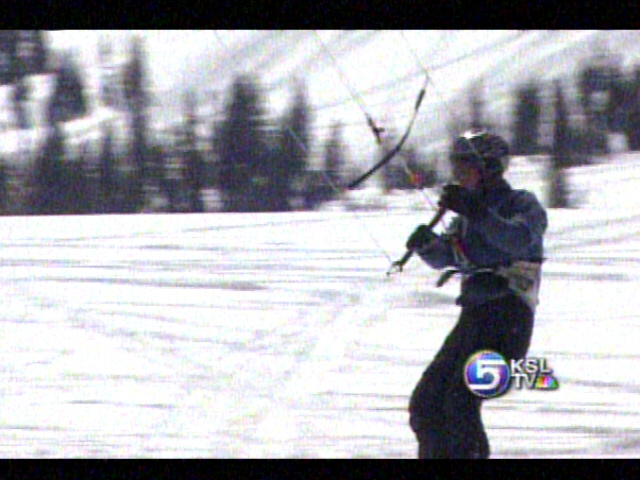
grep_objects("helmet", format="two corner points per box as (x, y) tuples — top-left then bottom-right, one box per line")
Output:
(450, 130), (509, 179)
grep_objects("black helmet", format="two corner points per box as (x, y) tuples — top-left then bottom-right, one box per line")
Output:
(451, 130), (509, 179)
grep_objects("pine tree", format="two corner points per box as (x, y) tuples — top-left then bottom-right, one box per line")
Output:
(123, 36), (148, 112)
(183, 88), (204, 212)
(550, 80), (570, 208)
(61, 157), (90, 215)
(34, 49), (91, 215)
(276, 81), (310, 211)
(626, 67), (640, 151)
(302, 121), (343, 210)
(124, 36), (149, 212)
(606, 65), (627, 135)
(12, 77), (29, 129)
(33, 116), (65, 214)
(381, 127), (401, 192)
(512, 81), (541, 156)
(0, 31), (45, 85)
(99, 123), (117, 213)
(324, 121), (344, 191)
(49, 51), (87, 124)
(0, 31), (17, 86)
(578, 62), (610, 155)
(218, 75), (267, 212)
(262, 135), (286, 212)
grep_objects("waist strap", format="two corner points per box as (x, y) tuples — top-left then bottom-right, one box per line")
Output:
(436, 261), (543, 311)
(436, 262), (541, 290)
(436, 266), (503, 287)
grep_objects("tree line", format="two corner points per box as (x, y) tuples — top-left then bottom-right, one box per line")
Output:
(508, 57), (640, 207)
(1, 38), (640, 215)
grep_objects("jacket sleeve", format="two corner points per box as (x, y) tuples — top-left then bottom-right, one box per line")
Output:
(416, 234), (456, 270)
(478, 190), (547, 257)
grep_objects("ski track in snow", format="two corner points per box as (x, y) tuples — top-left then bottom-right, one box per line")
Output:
(1, 174), (640, 457)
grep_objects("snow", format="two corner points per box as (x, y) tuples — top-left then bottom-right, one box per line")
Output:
(0, 154), (638, 458)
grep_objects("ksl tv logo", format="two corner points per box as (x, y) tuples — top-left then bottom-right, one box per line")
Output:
(464, 350), (560, 398)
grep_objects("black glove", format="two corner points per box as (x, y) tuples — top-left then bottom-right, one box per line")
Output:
(438, 184), (488, 220)
(406, 224), (438, 250)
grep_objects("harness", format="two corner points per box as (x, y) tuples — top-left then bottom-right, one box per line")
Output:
(436, 260), (543, 312)
(437, 217), (543, 311)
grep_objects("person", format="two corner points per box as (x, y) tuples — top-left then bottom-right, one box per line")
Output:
(405, 130), (548, 459)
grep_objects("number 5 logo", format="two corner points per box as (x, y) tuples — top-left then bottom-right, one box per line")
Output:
(464, 350), (511, 398)
(472, 359), (504, 390)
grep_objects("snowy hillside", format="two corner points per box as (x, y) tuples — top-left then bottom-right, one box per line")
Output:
(2, 31), (640, 171)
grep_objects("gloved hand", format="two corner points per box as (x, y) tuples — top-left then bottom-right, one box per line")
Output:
(438, 184), (488, 220)
(406, 224), (439, 250)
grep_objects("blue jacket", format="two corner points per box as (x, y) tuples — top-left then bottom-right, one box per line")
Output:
(416, 179), (547, 311)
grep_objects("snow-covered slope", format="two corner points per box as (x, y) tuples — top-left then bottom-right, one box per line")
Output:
(0, 153), (639, 458)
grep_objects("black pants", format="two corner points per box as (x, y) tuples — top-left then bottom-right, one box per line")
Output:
(408, 294), (534, 459)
